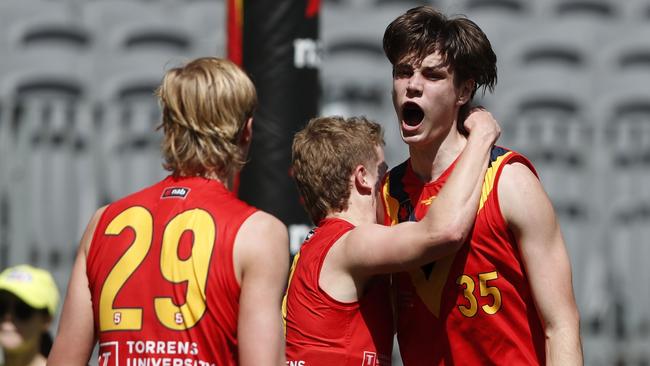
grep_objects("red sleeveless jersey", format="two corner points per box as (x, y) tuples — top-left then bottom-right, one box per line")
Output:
(283, 218), (393, 366)
(86, 175), (257, 366)
(381, 146), (546, 365)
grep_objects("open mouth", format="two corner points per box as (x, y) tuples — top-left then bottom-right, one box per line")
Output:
(402, 102), (424, 127)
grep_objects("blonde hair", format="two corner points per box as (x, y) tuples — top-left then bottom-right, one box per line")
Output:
(292, 116), (384, 224)
(156, 57), (257, 178)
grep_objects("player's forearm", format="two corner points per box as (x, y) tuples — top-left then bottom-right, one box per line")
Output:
(545, 323), (583, 366)
(49, 244), (96, 365)
(239, 313), (285, 366)
(423, 130), (493, 242)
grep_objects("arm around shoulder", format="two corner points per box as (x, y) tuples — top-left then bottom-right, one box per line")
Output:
(48, 206), (106, 366)
(498, 163), (583, 366)
(340, 111), (499, 276)
(234, 211), (290, 366)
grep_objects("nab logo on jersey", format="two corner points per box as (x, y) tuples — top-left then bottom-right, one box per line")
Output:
(161, 187), (190, 199)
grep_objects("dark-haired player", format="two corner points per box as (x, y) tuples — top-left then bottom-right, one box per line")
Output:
(380, 6), (582, 365)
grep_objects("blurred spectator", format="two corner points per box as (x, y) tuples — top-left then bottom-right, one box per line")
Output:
(0, 265), (59, 366)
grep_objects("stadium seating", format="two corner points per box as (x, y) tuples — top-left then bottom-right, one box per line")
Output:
(0, 0), (648, 363)
(535, 0), (622, 20)
(445, 0), (532, 57)
(0, 0), (75, 50)
(620, 0), (650, 22)
(92, 52), (173, 202)
(320, 3), (411, 166)
(182, 0), (227, 57)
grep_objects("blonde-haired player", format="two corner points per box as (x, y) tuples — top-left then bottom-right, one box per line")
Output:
(49, 57), (289, 366)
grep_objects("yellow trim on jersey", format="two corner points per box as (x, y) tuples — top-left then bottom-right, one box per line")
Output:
(382, 175), (401, 225)
(407, 150), (512, 318)
(420, 196), (435, 206)
(408, 254), (456, 318)
(282, 252), (301, 336)
(478, 151), (512, 212)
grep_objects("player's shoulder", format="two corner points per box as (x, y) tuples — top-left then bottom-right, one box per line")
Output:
(234, 210), (289, 278)
(244, 210), (285, 230)
(83, 204), (110, 255)
(494, 146), (541, 206)
(490, 145), (537, 178)
(498, 160), (546, 221)
(499, 161), (538, 187)
(239, 210), (288, 244)
(92, 205), (109, 223)
(490, 145), (526, 164)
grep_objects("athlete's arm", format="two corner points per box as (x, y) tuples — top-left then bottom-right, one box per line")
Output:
(340, 110), (500, 275)
(48, 206), (106, 366)
(499, 163), (583, 366)
(234, 211), (289, 366)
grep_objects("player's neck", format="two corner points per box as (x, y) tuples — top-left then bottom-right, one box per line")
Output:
(409, 130), (467, 183)
(327, 194), (376, 227)
(186, 171), (232, 190)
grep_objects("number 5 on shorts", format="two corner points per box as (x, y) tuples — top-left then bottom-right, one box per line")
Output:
(99, 207), (216, 331)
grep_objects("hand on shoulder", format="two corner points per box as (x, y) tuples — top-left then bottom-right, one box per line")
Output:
(463, 107), (500, 144)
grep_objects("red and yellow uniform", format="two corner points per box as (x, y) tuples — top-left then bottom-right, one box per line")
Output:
(381, 146), (545, 365)
(87, 175), (256, 366)
(283, 218), (393, 366)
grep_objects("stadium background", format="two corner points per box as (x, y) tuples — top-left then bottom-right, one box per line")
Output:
(1, 0), (649, 364)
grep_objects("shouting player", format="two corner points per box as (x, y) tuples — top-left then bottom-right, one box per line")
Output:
(381, 6), (582, 365)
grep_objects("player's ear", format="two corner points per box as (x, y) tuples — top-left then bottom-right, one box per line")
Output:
(353, 164), (372, 195)
(456, 79), (475, 106)
(239, 117), (253, 145)
(238, 117), (254, 160)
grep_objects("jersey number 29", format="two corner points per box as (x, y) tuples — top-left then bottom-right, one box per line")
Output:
(98, 206), (216, 331)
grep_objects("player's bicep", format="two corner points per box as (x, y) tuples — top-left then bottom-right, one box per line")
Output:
(49, 206), (105, 365)
(499, 164), (578, 325)
(235, 212), (289, 366)
(499, 163), (557, 242)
